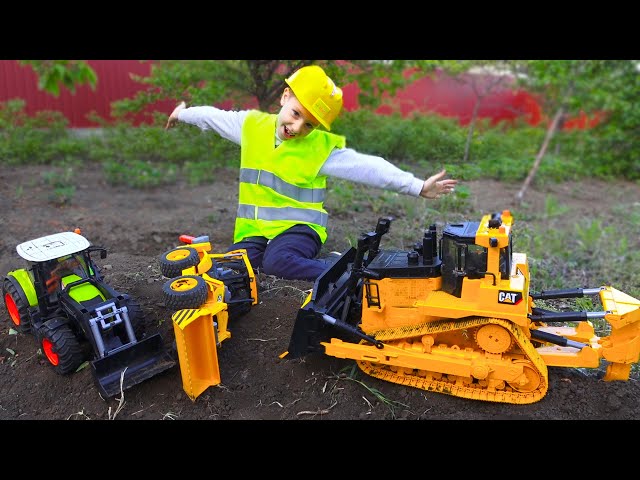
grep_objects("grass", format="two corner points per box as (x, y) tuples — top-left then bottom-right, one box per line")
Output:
(333, 364), (409, 419)
(41, 167), (76, 205)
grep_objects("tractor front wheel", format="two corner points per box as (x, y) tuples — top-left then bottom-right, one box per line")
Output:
(38, 319), (85, 375)
(2, 278), (32, 334)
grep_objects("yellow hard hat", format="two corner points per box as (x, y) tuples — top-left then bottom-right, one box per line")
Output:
(285, 65), (343, 130)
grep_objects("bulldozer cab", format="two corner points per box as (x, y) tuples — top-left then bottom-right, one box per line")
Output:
(441, 212), (513, 298)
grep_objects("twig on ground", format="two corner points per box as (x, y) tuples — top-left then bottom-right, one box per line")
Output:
(22, 351), (40, 363)
(67, 408), (91, 420)
(108, 368), (127, 420)
(362, 396), (373, 413)
(296, 400), (338, 417)
(260, 285), (311, 301)
(130, 404), (155, 416)
(246, 338), (277, 342)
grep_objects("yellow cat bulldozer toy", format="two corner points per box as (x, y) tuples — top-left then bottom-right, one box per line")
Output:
(282, 210), (640, 405)
(159, 235), (258, 400)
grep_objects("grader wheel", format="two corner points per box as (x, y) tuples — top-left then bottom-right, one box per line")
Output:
(162, 275), (208, 310)
(159, 247), (201, 278)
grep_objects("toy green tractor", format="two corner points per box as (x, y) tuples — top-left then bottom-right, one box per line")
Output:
(2, 231), (176, 398)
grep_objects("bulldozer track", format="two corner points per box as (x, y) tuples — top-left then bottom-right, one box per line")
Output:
(357, 317), (549, 404)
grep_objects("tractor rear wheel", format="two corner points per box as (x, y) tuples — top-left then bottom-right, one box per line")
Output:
(38, 319), (85, 375)
(2, 278), (32, 334)
(159, 247), (200, 278)
(162, 275), (208, 310)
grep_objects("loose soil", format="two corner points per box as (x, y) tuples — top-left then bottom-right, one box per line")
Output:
(1, 164), (639, 422)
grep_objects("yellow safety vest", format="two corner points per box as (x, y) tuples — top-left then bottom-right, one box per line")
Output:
(234, 110), (346, 244)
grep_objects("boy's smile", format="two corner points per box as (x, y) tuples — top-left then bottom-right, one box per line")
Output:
(277, 88), (321, 141)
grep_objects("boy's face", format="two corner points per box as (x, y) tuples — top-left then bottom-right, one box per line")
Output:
(276, 88), (321, 141)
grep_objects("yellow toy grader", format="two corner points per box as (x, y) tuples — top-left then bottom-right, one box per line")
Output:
(282, 210), (640, 405)
(159, 235), (258, 400)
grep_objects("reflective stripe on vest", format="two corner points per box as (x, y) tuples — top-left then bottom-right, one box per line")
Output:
(239, 168), (326, 203)
(236, 203), (328, 227)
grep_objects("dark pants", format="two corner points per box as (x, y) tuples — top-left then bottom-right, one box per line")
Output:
(227, 224), (329, 281)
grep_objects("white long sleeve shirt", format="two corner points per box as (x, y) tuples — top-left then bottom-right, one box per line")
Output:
(178, 106), (426, 197)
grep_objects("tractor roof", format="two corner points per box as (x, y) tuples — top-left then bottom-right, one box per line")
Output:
(16, 232), (90, 262)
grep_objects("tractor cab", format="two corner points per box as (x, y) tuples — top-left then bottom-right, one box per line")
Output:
(16, 232), (108, 314)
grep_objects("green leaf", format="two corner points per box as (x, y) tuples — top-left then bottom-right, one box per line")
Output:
(75, 361), (90, 372)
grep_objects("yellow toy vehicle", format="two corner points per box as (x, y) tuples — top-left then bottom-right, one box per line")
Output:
(282, 211), (640, 405)
(159, 235), (258, 400)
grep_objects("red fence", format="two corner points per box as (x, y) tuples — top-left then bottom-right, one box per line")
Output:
(0, 60), (174, 127)
(0, 60), (598, 130)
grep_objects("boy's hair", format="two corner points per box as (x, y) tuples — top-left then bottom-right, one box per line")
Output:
(285, 65), (343, 130)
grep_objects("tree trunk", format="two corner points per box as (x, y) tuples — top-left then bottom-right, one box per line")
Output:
(515, 107), (565, 203)
(463, 98), (482, 164)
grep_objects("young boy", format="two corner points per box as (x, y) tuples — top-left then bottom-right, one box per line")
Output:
(165, 64), (457, 281)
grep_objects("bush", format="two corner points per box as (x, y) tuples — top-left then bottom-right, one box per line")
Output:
(2, 100), (636, 182)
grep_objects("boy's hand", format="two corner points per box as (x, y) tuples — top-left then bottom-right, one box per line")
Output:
(165, 101), (186, 130)
(420, 169), (458, 199)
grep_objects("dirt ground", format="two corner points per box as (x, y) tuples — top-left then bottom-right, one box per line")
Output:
(1, 164), (639, 422)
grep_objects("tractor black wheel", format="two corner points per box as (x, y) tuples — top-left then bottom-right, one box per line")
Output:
(2, 277), (32, 334)
(124, 297), (146, 340)
(38, 319), (85, 375)
(162, 275), (208, 310)
(159, 247), (200, 278)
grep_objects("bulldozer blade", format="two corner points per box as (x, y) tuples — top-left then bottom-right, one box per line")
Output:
(91, 333), (176, 398)
(172, 308), (222, 401)
(285, 248), (357, 359)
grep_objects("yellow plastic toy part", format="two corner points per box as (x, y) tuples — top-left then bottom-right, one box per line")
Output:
(172, 305), (226, 401)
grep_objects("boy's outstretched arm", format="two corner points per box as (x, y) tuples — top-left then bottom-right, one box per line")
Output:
(165, 101), (187, 130)
(420, 169), (458, 199)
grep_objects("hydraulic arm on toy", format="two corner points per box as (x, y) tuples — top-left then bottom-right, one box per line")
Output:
(283, 211), (640, 405)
